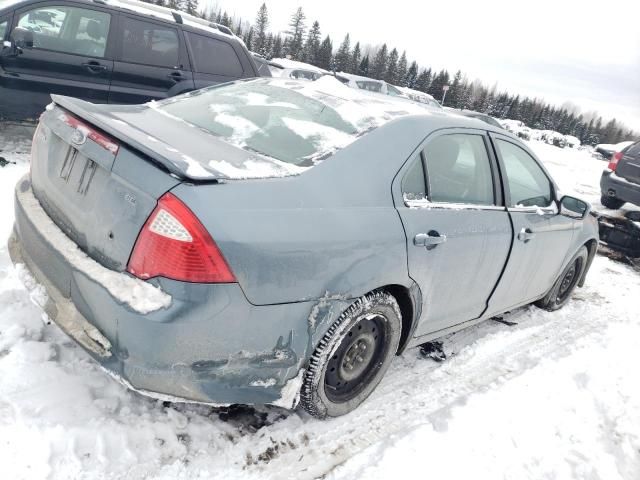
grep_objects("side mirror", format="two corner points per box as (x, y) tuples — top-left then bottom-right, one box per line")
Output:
(11, 27), (34, 49)
(560, 195), (590, 219)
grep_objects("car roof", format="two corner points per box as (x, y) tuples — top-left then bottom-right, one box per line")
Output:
(1, 0), (240, 43)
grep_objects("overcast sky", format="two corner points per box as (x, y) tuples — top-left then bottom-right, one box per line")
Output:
(206, 0), (640, 129)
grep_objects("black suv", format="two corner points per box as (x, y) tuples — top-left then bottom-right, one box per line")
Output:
(600, 140), (640, 209)
(0, 0), (259, 121)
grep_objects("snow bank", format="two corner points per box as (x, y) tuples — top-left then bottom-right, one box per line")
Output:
(499, 118), (582, 148)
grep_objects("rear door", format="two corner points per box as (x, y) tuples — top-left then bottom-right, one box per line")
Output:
(109, 14), (194, 104)
(485, 134), (575, 316)
(394, 129), (512, 337)
(1, 3), (114, 119)
(184, 30), (254, 90)
(615, 142), (640, 185)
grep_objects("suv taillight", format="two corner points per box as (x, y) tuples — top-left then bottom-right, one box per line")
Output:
(127, 193), (236, 283)
(608, 151), (623, 171)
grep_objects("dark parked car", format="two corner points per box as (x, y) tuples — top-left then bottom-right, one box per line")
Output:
(595, 141), (634, 160)
(9, 77), (598, 418)
(0, 0), (258, 121)
(600, 140), (640, 209)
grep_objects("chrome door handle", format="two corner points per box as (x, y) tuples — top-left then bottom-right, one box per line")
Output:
(517, 227), (535, 243)
(414, 230), (447, 250)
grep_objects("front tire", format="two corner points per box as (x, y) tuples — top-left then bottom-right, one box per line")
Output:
(535, 246), (588, 311)
(600, 194), (625, 209)
(300, 291), (402, 418)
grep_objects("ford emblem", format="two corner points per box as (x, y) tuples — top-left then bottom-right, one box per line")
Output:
(71, 128), (87, 145)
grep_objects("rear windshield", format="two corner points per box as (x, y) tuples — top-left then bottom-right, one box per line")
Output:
(153, 77), (427, 168)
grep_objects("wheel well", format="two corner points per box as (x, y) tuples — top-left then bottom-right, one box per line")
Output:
(381, 285), (415, 354)
(578, 238), (598, 287)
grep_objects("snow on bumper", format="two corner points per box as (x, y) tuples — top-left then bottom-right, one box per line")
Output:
(11, 177), (171, 314)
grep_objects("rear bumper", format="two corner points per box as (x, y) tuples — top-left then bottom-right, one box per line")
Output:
(10, 175), (343, 408)
(600, 170), (640, 206)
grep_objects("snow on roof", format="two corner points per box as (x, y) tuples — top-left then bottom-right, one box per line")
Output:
(104, 0), (235, 39)
(269, 58), (329, 74)
(336, 71), (385, 84)
(397, 86), (436, 101)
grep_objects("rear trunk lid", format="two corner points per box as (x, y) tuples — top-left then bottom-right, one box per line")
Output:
(49, 95), (288, 181)
(616, 142), (640, 185)
(31, 101), (182, 272)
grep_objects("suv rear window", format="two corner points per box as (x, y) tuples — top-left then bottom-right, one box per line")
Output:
(186, 32), (243, 77)
(120, 17), (179, 67)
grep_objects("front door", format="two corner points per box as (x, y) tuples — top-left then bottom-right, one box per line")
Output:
(1, 3), (114, 120)
(108, 15), (193, 104)
(394, 130), (513, 337)
(485, 135), (576, 316)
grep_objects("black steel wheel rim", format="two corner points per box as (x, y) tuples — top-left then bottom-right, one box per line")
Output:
(557, 258), (582, 302)
(324, 314), (387, 403)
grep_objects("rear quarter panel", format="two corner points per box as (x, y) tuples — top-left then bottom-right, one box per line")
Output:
(170, 118), (440, 306)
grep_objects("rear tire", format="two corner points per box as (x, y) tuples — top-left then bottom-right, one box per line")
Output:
(300, 291), (401, 419)
(600, 194), (625, 210)
(535, 246), (588, 311)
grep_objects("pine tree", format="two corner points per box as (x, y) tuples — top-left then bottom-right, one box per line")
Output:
(243, 27), (254, 52)
(316, 35), (333, 70)
(358, 55), (370, 76)
(220, 12), (231, 27)
(414, 68), (431, 92)
(384, 48), (399, 84)
(446, 70), (463, 108)
(349, 42), (361, 74)
(285, 7), (306, 60)
(234, 19), (243, 38)
(183, 0), (198, 15)
(396, 51), (408, 87)
(334, 34), (351, 73)
(303, 21), (321, 64)
(253, 3), (269, 56)
(404, 61), (418, 88)
(427, 69), (449, 100)
(166, 0), (180, 9)
(370, 44), (388, 80)
(271, 34), (284, 59)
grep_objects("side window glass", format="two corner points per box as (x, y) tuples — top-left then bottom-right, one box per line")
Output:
(120, 17), (179, 68)
(423, 134), (495, 205)
(17, 6), (110, 57)
(0, 20), (7, 41)
(495, 139), (553, 208)
(186, 32), (242, 76)
(402, 155), (427, 201)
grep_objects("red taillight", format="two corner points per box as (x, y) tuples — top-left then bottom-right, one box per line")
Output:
(608, 151), (623, 171)
(59, 111), (120, 155)
(127, 193), (236, 283)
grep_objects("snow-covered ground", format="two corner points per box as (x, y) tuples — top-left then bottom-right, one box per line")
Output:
(0, 129), (638, 479)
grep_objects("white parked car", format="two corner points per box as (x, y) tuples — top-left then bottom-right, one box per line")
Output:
(334, 72), (408, 98)
(269, 58), (328, 81)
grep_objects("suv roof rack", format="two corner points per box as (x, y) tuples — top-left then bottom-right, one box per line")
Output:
(100, 0), (235, 37)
